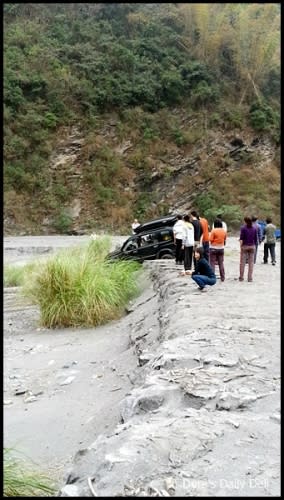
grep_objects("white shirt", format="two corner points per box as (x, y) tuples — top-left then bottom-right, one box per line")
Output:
(183, 223), (194, 247)
(131, 222), (140, 234)
(173, 220), (186, 240)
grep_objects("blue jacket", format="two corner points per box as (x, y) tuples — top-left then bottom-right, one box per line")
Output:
(253, 222), (263, 244)
(192, 258), (216, 278)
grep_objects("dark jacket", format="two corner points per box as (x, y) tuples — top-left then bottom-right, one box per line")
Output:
(192, 257), (216, 278)
(252, 222), (262, 244)
(192, 219), (203, 241)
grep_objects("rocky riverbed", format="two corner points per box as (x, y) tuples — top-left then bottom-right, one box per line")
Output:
(4, 236), (280, 496)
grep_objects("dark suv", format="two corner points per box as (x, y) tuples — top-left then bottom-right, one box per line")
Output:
(133, 214), (178, 234)
(107, 225), (176, 262)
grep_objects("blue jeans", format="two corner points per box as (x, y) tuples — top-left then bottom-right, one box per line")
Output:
(192, 274), (216, 289)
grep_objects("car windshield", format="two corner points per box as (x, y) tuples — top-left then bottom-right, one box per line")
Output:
(123, 238), (139, 251)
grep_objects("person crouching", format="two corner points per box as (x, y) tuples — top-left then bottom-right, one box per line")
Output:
(187, 246), (216, 292)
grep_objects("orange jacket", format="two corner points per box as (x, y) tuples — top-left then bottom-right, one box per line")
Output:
(209, 227), (226, 247)
(199, 217), (209, 242)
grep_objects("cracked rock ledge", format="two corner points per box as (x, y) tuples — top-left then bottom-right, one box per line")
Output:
(59, 260), (280, 497)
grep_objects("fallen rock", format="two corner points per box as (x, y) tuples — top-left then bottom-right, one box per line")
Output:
(59, 484), (82, 497)
(14, 388), (27, 396)
(60, 376), (76, 386)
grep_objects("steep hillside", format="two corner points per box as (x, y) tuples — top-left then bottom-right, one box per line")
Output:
(4, 3), (280, 234)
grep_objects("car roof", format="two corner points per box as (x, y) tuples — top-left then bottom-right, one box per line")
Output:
(129, 226), (174, 238)
(134, 214), (179, 233)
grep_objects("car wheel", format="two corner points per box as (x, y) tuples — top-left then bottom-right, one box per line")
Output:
(159, 253), (173, 259)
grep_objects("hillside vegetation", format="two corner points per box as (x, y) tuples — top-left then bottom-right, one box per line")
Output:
(4, 3), (280, 234)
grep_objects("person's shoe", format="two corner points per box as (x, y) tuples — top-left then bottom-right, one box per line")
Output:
(262, 261), (267, 264)
(248, 279), (253, 282)
(238, 277), (244, 281)
(272, 262), (276, 266)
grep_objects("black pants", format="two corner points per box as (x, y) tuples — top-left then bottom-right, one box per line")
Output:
(264, 243), (276, 263)
(202, 241), (210, 261)
(175, 239), (184, 264)
(184, 246), (193, 270)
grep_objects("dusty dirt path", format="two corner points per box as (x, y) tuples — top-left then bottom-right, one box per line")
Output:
(4, 236), (280, 495)
(4, 235), (151, 481)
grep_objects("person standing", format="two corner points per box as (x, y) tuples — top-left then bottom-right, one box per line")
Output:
(131, 218), (140, 234)
(199, 215), (210, 261)
(262, 217), (276, 265)
(180, 215), (194, 275)
(190, 211), (203, 267)
(212, 214), (227, 233)
(209, 218), (227, 281)
(251, 216), (263, 264)
(173, 215), (186, 265)
(187, 246), (216, 292)
(239, 216), (257, 282)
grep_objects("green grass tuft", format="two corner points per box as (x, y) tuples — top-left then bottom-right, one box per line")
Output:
(4, 261), (39, 287)
(4, 448), (56, 497)
(22, 237), (142, 328)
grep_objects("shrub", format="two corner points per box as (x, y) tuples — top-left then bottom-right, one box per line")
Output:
(226, 109), (244, 128)
(208, 112), (221, 126)
(194, 193), (217, 217)
(182, 127), (204, 144)
(172, 128), (186, 146)
(4, 264), (26, 287)
(191, 81), (220, 107)
(4, 261), (38, 287)
(249, 109), (267, 131)
(206, 204), (243, 229)
(143, 127), (159, 140)
(51, 183), (70, 202)
(249, 100), (279, 131)
(22, 238), (141, 328)
(53, 211), (73, 233)
(135, 192), (152, 217)
(4, 163), (26, 190)
(260, 67), (280, 101)
(43, 111), (58, 129)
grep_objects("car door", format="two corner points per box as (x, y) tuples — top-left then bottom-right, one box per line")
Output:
(156, 228), (175, 257)
(136, 230), (160, 260)
(121, 235), (143, 260)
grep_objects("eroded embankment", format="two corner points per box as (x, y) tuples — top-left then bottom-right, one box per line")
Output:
(60, 258), (280, 497)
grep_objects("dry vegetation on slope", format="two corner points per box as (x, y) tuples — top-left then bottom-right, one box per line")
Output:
(4, 3), (280, 234)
